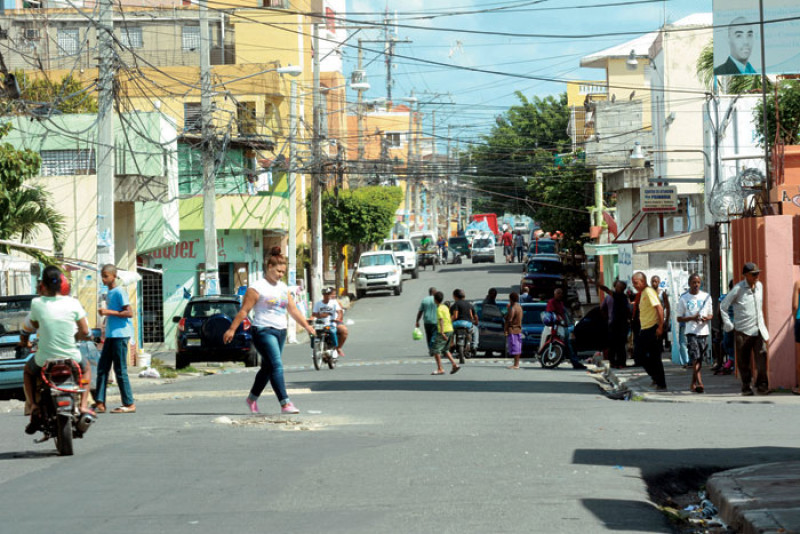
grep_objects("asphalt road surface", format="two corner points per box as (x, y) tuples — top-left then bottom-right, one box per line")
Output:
(2, 249), (799, 533)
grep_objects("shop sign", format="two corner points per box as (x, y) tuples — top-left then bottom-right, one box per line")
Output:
(641, 186), (678, 213)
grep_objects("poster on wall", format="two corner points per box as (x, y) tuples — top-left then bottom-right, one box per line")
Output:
(713, 0), (800, 76)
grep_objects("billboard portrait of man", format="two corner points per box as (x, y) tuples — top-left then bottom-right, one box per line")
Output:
(714, 16), (757, 75)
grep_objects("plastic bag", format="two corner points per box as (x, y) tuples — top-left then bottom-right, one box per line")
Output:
(412, 327), (424, 341)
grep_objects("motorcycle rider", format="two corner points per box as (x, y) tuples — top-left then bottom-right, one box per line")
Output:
(546, 288), (587, 370)
(311, 286), (348, 357)
(450, 288), (479, 351)
(21, 266), (94, 434)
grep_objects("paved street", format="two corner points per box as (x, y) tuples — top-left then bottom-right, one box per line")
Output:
(2, 252), (800, 533)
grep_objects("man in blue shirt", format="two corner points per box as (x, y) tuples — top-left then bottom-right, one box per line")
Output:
(94, 264), (136, 413)
(415, 287), (439, 352)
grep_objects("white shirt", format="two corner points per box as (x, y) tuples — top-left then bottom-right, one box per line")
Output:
(312, 299), (341, 327)
(250, 278), (289, 330)
(677, 290), (712, 336)
(720, 280), (769, 341)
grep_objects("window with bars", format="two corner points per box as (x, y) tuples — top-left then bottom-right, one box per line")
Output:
(385, 132), (403, 148)
(236, 101), (257, 135)
(120, 26), (143, 49)
(182, 25), (200, 51)
(40, 149), (95, 176)
(57, 28), (79, 56)
(184, 102), (202, 133)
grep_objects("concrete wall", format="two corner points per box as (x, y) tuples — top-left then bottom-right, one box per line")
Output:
(731, 216), (800, 389)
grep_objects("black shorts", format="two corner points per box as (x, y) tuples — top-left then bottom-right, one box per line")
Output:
(686, 334), (708, 364)
(795, 317), (800, 343)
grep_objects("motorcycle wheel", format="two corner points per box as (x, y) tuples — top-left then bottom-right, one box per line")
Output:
(539, 342), (564, 369)
(312, 338), (322, 371)
(457, 343), (465, 364)
(55, 413), (74, 456)
(327, 346), (336, 370)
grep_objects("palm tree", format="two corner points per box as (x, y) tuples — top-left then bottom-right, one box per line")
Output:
(696, 40), (767, 95)
(0, 124), (65, 263)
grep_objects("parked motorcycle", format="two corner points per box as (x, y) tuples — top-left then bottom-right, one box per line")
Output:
(310, 319), (337, 370)
(29, 358), (96, 456)
(537, 312), (569, 369)
(453, 326), (474, 364)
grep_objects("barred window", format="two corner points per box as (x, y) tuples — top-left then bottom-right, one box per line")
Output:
(120, 26), (143, 49)
(184, 102), (202, 133)
(57, 28), (79, 56)
(40, 149), (95, 176)
(182, 25), (200, 51)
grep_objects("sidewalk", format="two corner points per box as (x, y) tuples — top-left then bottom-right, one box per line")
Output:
(601, 355), (800, 533)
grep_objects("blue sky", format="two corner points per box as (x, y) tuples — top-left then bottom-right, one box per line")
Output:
(344, 0), (714, 146)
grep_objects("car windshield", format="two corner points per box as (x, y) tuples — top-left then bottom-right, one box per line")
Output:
(527, 260), (562, 275)
(529, 240), (556, 254)
(359, 254), (395, 267)
(188, 301), (240, 318)
(473, 238), (492, 248)
(411, 236), (434, 249)
(382, 242), (411, 252)
(448, 237), (468, 247)
(0, 298), (34, 335)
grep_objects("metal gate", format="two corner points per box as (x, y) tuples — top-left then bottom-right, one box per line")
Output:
(139, 268), (164, 343)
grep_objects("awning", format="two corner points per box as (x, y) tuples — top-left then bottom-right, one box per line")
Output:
(583, 243), (619, 256)
(632, 228), (710, 254)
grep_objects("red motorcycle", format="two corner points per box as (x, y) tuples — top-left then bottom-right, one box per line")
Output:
(537, 312), (569, 369)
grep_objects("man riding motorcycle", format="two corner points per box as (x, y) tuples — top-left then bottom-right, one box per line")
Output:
(311, 287), (348, 357)
(450, 288), (478, 351)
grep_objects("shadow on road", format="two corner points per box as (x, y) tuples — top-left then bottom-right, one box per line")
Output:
(581, 498), (667, 533)
(294, 378), (599, 395)
(0, 450), (58, 460)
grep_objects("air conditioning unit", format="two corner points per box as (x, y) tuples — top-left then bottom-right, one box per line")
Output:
(0, 29), (8, 40)
(24, 29), (40, 41)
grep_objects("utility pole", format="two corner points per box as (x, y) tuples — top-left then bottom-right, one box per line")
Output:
(288, 78), (298, 287)
(384, 10), (394, 102)
(310, 22), (323, 303)
(404, 93), (415, 231)
(96, 0), (115, 269)
(356, 39), (365, 187)
(200, 0), (219, 295)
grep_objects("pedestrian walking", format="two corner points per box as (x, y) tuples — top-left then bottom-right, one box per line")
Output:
(224, 247), (315, 414)
(598, 280), (631, 369)
(677, 273), (713, 393)
(483, 287), (498, 306)
(416, 287), (439, 352)
(94, 264), (136, 414)
(430, 291), (460, 375)
(650, 275), (671, 351)
(632, 272), (667, 390)
(506, 292), (523, 369)
(501, 230), (513, 263)
(721, 262), (770, 396)
(514, 231), (526, 263)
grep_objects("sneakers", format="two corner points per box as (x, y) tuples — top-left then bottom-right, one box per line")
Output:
(741, 388), (754, 397)
(281, 402), (300, 415)
(246, 398), (259, 414)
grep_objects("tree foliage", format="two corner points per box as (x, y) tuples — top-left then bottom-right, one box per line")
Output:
(320, 186), (403, 248)
(0, 72), (98, 115)
(464, 92), (591, 245)
(754, 79), (800, 147)
(0, 123), (65, 263)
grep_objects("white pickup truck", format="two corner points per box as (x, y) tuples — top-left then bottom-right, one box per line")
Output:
(379, 239), (418, 279)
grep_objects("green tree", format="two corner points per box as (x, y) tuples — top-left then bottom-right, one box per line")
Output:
(0, 72), (98, 114)
(321, 186), (403, 248)
(754, 79), (800, 147)
(0, 122), (65, 263)
(464, 91), (592, 244)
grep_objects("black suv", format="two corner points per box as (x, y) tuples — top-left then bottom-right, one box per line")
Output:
(173, 295), (257, 369)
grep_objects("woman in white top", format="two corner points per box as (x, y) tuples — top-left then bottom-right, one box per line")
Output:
(224, 247), (314, 414)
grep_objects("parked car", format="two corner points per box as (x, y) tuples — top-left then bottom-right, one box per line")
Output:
(474, 300), (574, 357)
(0, 294), (37, 392)
(520, 255), (567, 301)
(173, 295), (256, 370)
(353, 251), (403, 299)
(448, 236), (471, 259)
(471, 233), (496, 263)
(380, 239), (419, 279)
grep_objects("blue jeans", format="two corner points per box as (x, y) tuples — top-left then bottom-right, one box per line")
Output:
(249, 326), (290, 405)
(95, 337), (135, 406)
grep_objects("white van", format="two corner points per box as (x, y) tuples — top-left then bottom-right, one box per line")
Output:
(471, 233), (496, 263)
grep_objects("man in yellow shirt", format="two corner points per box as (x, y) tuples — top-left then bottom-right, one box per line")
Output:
(430, 291), (461, 375)
(632, 272), (666, 390)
